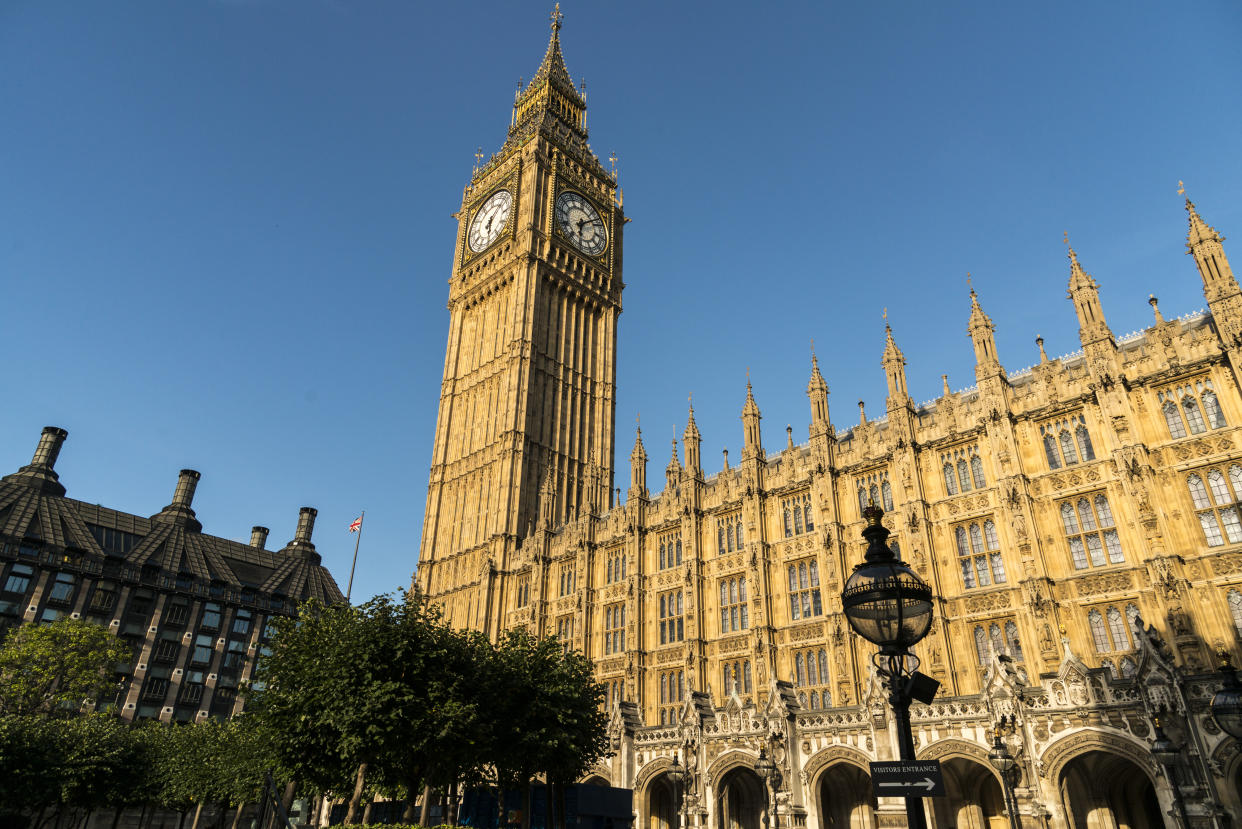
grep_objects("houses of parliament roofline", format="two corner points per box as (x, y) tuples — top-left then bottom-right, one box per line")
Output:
(416, 8), (1242, 823)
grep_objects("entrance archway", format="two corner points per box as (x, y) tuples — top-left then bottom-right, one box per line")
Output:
(926, 758), (1005, 829)
(1059, 750), (1161, 829)
(818, 764), (876, 829)
(648, 775), (681, 829)
(716, 767), (764, 829)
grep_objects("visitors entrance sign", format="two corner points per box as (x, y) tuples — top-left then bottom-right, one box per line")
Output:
(868, 760), (945, 798)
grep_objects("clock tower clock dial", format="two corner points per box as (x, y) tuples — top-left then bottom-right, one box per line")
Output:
(554, 191), (607, 255)
(418, 9), (625, 637)
(468, 189), (513, 252)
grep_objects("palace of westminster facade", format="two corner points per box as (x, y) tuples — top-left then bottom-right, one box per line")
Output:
(415, 12), (1242, 829)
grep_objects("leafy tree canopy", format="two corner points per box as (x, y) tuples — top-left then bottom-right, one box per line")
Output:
(0, 617), (131, 717)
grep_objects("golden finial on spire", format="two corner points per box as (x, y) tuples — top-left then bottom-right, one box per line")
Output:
(550, 3), (563, 33)
(473, 146), (484, 175)
(1178, 180), (1186, 196)
(609, 152), (618, 179)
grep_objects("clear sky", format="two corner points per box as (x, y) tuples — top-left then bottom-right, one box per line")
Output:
(2, 1), (1240, 604)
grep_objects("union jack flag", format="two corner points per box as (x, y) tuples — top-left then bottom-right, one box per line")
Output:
(349, 516), (363, 533)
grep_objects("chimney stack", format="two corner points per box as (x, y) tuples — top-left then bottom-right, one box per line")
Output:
(294, 507), (317, 544)
(172, 469), (201, 507)
(250, 526), (270, 549)
(32, 427), (68, 469)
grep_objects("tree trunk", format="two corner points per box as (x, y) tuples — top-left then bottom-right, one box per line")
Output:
(178, 809), (188, 829)
(417, 783), (432, 826)
(190, 803), (205, 829)
(361, 798), (374, 825)
(447, 781), (459, 826)
(344, 763), (368, 824)
(230, 804), (246, 829)
(110, 807), (124, 829)
(403, 776), (420, 824)
(281, 781), (296, 816)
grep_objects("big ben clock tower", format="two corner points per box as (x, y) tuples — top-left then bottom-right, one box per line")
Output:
(417, 7), (624, 633)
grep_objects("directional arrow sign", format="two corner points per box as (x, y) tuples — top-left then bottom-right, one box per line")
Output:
(869, 761), (945, 798)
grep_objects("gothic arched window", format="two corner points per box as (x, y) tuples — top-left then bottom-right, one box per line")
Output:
(736, 519), (745, 546)
(971, 455), (986, 489)
(1185, 397), (1207, 434)
(1205, 390), (1227, 429)
(1059, 430), (1078, 465)
(1006, 620), (1023, 661)
(718, 525), (726, 555)
(1164, 400), (1187, 438)
(809, 691), (819, 710)
(793, 502), (803, 534)
(1228, 589), (1242, 640)
(795, 653), (806, 686)
(783, 507), (793, 538)
(974, 626), (989, 665)
(1101, 658), (1116, 678)
(1107, 606), (1130, 650)
(881, 481), (893, 511)
(1088, 610), (1110, 653)
(958, 459), (972, 493)
(858, 487), (868, 513)
(870, 484), (880, 507)
(1077, 424), (1095, 461)
(1044, 433), (1061, 470)
(990, 623), (1005, 658)
(819, 650), (829, 686)
(944, 463), (958, 495)
(1120, 656), (1137, 678)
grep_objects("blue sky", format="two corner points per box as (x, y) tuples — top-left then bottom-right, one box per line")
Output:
(2, 1), (1240, 603)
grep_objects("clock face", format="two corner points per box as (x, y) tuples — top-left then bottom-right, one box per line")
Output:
(468, 189), (513, 253)
(554, 191), (607, 255)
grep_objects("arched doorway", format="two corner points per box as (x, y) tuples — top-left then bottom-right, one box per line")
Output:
(648, 775), (681, 829)
(1059, 751), (1162, 829)
(818, 764), (876, 829)
(926, 758), (1005, 829)
(717, 767), (764, 829)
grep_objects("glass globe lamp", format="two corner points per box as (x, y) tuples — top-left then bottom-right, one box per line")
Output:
(841, 503), (933, 653)
(1210, 651), (1242, 740)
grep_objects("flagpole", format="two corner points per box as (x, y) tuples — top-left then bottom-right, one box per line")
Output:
(346, 510), (364, 603)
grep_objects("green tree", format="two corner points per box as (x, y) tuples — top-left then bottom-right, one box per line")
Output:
(0, 617), (131, 717)
(483, 629), (607, 829)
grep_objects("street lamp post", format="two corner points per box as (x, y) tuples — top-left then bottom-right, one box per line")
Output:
(1210, 650), (1242, 740)
(986, 726), (1021, 829)
(841, 502), (935, 829)
(755, 746), (778, 829)
(667, 754), (686, 829)
(1151, 717), (1189, 829)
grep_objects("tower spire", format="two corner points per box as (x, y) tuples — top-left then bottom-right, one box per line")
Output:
(629, 421), (648, 498)
(683, 395), (702, 474)
(1064, 233), (1114, 348)
(741, 373), (763, 460)
(506, 5), (588, 149)
(807, 347), (831, 434)
(881, 311), (909, 405)
(967, 278), (1003, 379)
(1182, 185), (1239, 309)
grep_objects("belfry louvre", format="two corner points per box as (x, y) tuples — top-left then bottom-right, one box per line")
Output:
(415, 11), (1242, 828)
